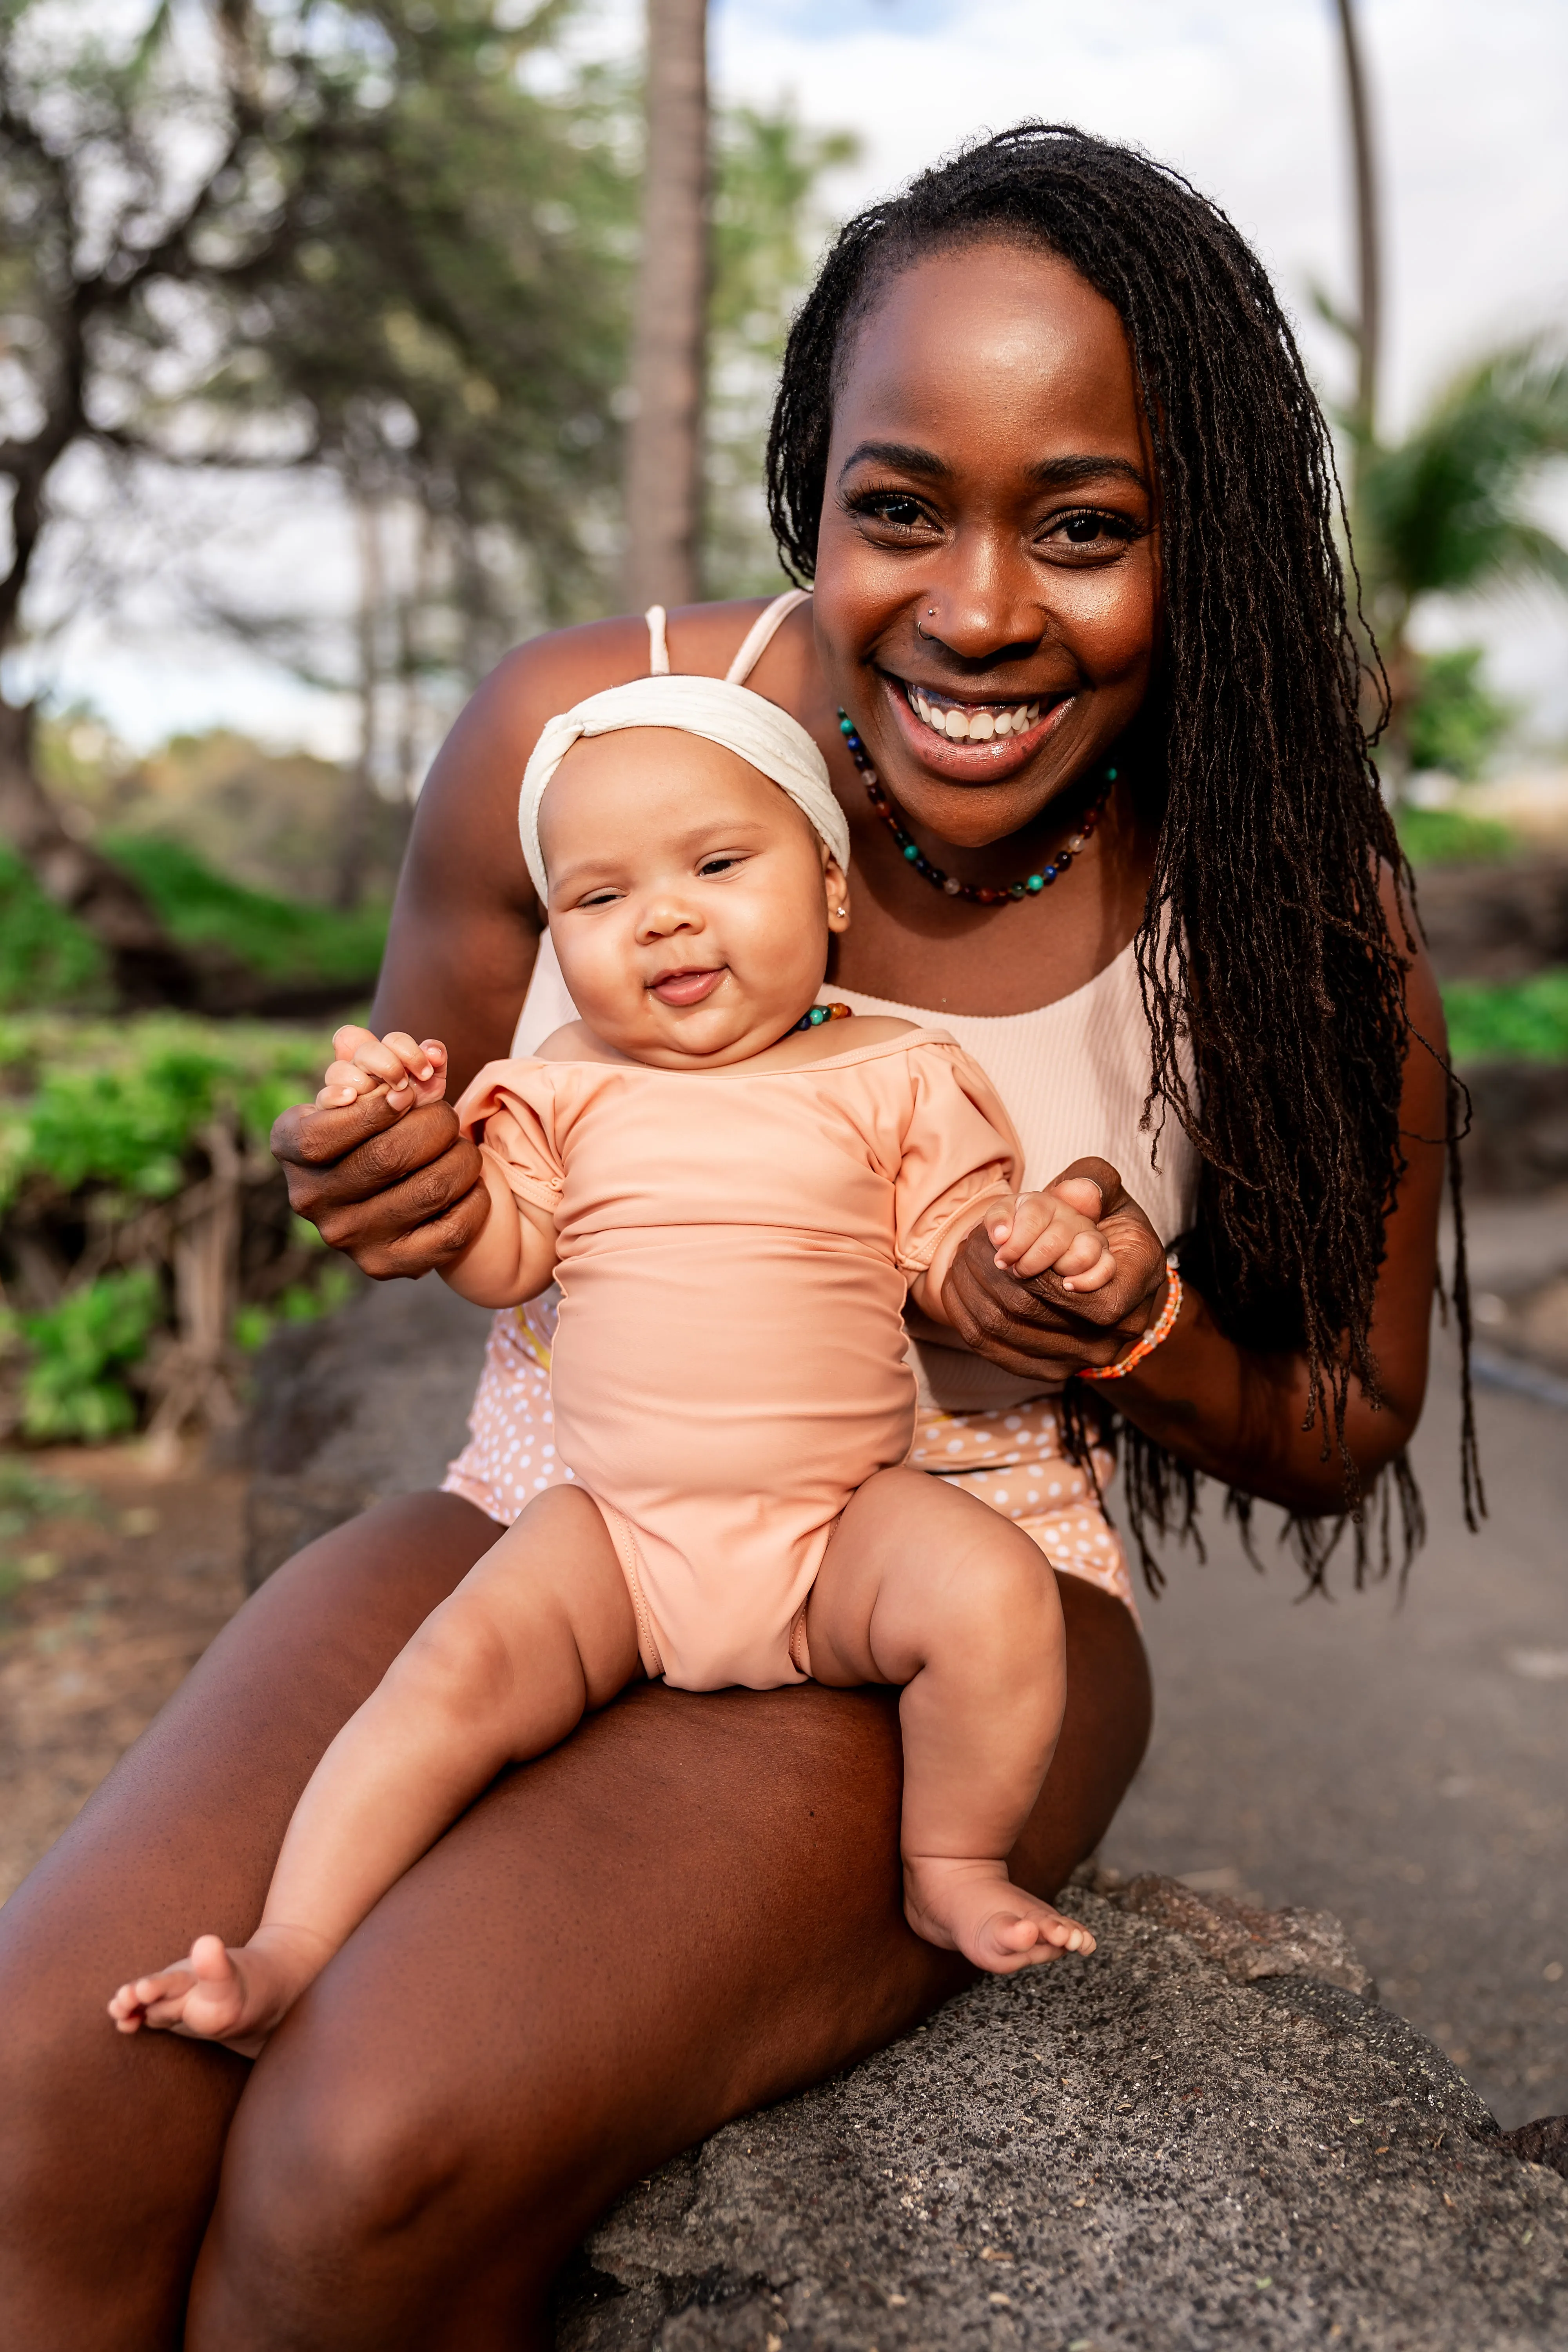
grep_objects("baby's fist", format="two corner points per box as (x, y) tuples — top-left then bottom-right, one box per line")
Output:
(316, 1028), (449, 1114)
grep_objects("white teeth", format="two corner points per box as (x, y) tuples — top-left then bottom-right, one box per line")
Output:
(907, 688), (1042, 742)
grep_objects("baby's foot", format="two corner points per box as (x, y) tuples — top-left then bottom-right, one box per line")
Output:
(904, 1855), (1097, 1975)
(107, 1926), (324, 2054)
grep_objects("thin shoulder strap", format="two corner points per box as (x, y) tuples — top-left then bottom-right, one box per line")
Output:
(645, 604), (670, 675)
(723, 586), (811, 685)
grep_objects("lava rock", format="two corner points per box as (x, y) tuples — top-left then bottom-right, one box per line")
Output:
(555, 1881), (1568, 2352)
(242, 1275), (492, 1589)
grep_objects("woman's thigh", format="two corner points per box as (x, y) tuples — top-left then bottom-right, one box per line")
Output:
(0, 1485), (1149, 2352)
(188, 1574), (1149, 2352)
(0, 1489), (502, 2352)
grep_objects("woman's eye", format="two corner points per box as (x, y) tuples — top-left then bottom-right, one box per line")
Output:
(851, 489), (936, 534)
(1048, 508), (1136, 554)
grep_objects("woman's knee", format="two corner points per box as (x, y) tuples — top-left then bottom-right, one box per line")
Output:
(199, 2009), (568, 2325)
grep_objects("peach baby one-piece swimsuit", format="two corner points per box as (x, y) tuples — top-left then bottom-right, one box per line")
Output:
(444, 591), (1201, 1618)
(456, 1033), (1018, 1690)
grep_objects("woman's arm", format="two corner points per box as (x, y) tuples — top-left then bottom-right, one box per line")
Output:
(942, 906), (1451, 1517)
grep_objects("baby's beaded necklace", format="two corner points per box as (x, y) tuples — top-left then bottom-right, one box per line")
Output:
(836, 710), (1114, 906)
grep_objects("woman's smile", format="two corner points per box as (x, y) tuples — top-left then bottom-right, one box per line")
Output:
(880, 667), (1076, 782)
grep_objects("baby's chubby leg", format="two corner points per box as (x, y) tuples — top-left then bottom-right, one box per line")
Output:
(107, 1486), (639, 2049)
(805, 1470), (1095, 1975)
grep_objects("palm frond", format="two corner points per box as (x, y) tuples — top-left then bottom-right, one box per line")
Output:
(1358, 336), (1568, 604)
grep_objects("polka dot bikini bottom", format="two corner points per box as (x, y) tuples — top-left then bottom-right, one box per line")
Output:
(441, 1300), (1135, 1621)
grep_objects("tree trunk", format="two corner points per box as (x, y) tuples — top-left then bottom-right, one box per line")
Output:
(622, 0), (709, 613)
(335, 491), (385, 911)
(0, 693), (200, 1007)
(1333, 0), (1382, 454)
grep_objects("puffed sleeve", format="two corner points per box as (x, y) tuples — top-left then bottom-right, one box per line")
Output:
(894, 1040), (1022, 1296)
(453, 1058), (566, 1215)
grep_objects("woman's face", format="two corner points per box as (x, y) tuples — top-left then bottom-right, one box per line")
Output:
(814, 239), (1158, 850)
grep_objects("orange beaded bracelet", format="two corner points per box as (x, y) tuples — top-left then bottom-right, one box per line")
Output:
(1078, 1255), (1183, 1383)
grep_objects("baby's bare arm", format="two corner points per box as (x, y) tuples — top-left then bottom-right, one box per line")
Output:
(439, 1157), (557, 1307)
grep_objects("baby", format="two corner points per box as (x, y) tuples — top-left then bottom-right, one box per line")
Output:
(111, 675), (1126, 2052)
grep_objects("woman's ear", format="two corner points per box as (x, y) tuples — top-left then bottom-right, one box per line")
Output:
(823, 855), (851, 932)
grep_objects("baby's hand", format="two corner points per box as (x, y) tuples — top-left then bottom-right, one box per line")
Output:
(316, 1027), (448, 1115)
(985, 1177), (1116, 1292)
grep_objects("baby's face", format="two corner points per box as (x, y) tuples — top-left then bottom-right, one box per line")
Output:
(540, 729), (848, 1069)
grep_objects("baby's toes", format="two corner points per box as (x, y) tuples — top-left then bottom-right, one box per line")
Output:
(111, 1965), (194, 2031)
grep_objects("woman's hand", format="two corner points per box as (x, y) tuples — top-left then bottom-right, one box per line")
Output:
(270, 1091), (490, 1282)
(939, 1157), (1168, 1390)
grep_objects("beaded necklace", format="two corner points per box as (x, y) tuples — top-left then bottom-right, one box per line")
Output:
(836, 710), (1114, 906)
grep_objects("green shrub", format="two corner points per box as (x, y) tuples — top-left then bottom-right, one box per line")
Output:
(0, 1013), (353, 1442)
(1407, 648), (1514, 782)
(20, 1267), (163, 1440)
(0, 1015), (332, 1213)
(1443, 970), (1568, 1064)
(0, 847), (107, 1011)
(1397, 805), (1519, 867)
(105, 834), (388, 986)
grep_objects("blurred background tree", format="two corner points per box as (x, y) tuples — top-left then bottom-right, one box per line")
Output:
(0, 0), (855, 964)
(1326, 0), (1568, 800)
(1356, 343), (1568, 788)
(0, 0), (856, 1436)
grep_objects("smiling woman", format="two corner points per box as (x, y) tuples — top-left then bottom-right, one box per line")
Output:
(0, 124), (1470, 2352)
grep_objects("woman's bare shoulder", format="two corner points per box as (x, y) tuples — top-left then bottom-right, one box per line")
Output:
(476, 597), (789, 737)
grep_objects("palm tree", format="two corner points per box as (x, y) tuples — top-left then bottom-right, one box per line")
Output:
(623, 0), (710, 612)
(1355, 343), (1568, 779)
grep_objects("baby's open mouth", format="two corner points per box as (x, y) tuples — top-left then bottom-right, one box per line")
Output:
(650, 967), (724, 1007)
(903, 680), (1054, 744)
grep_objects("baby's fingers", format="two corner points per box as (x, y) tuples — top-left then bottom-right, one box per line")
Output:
(316, 1058), (379, 1109)
(366, 1033), (448, 1105)
(988, 1194), (1052, 1267)
(1056, 1233), (1118, 1293)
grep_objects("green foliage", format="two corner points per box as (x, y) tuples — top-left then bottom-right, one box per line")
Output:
(0, 1014), (329, 1213)
(1358, 341), (1568, 621)
(0, 846), (108, 1011)
(19, 1268), (162, 1441)
(1443, 970), (1568, 1065)
(0, 1013), (346, 1441)
(105, 836), (387, 989)
(1406, 648), (1514, 782)
(1396, 805), (1519, 867)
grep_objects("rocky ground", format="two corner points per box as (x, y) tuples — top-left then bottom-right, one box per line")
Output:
(556, 1880), (1567, 2352)
(0, 1445), (247, 1905)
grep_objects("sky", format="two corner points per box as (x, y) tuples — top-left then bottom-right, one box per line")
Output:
(28, 0), (1568, 757)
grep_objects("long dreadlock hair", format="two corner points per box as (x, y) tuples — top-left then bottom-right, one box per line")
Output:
(766, 123), (1482, 1592)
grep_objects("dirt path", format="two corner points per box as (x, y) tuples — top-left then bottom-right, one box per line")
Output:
(0, 1445), (247, 1906)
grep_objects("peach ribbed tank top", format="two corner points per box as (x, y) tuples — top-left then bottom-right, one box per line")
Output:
(505, 590), (1200, 1412)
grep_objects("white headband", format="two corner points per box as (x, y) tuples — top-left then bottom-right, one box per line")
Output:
(517, 673), (851, 904)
